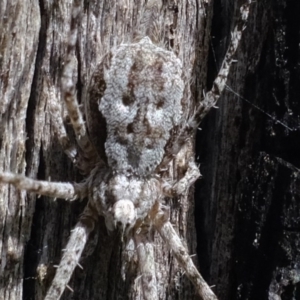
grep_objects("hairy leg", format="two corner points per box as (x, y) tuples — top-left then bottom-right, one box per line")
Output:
(195, 0), (252, 123)
(61, 0), (98, 164)
(172, 140), (201, 195)
(153, 204), (218, 300)
(45, 206), (97, 300)
(0, 172), (86, 200)
(47, 82), (78, 163)
(163, 140), (201, 197)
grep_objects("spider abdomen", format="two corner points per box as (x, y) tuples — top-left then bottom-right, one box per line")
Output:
(87, 37), (184, 176)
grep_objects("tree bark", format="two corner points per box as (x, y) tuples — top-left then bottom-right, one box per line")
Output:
(1, 0), (299, 300)
(196, 0), (300, 299)
(1, 1), (210, 299)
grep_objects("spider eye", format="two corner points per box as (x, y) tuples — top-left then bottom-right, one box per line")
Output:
(115, 221), (132, 231)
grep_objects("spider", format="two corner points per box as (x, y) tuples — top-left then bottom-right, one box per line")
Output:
(0, 1), (251, 299)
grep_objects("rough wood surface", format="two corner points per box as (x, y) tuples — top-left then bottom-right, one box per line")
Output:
(1, 1), (210, 299)
(196, 0), (300, 299)
(1, 0), (299, 300)
(0, 1), (40, 299)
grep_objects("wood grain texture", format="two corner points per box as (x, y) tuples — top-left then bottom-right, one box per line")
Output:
(0, 1), (211, 299)
(1, 0), (299, 299)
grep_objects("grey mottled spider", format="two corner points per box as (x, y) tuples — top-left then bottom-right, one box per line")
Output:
(0, 1), (251, 299)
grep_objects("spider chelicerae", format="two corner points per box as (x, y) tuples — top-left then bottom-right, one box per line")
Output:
(0, 1), (251, 299)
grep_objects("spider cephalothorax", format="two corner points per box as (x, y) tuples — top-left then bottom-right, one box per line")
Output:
(0, 1), (251, 299)
(89, 167), (162, 235)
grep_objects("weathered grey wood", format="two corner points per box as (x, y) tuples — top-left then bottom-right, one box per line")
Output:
(2, 0), (298, 299)
(0, 1), (40, 299)
(1, 1), (212, 299)
(196, 0), (300, 299)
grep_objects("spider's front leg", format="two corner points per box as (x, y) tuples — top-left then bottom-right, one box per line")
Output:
(0, 172), (86, 200)
(153, 204), (218, 300)
(45, 205), (97, 300)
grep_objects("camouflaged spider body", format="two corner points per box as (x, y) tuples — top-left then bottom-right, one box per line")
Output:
(50, 35), (206, 300)
(86, 36), (191, 231)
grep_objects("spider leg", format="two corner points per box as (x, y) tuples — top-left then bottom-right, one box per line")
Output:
(195, 0), (252, 124)
(0, 172), (86, 200)
(61, 0), (98, 164)
(173, 140), (201, 195)
(45, 206), (97, 300)
(134, 225), (158, 300)
(153, 204), (218, 300)
(162, 140), (201, 197)
(47, 81), (78, 163)
(172, 160), (200, 195)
